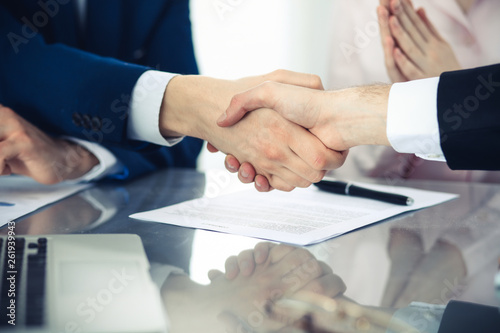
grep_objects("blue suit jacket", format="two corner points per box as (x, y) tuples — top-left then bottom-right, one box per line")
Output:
(0, 0), (202, 180)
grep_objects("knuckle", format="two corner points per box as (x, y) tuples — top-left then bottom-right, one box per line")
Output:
(0, 106), (15, 117)
(310, 170), (326, 183)
(264, 146), (284, 162)
(277, 184), (294, 192)
(311, 153), (328, 170)
(229, 94), (243, 108)
(296, 179), (312, 189)
(271, 69), (286, 79)
(302, 257), (322, 276)
(272, 181), (294, 192)
(238, 250), (254, 263)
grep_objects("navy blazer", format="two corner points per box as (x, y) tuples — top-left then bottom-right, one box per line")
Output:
(0, 0), (202, 180)
(438, 64), (500, 170)
(438, 301), (500, 333)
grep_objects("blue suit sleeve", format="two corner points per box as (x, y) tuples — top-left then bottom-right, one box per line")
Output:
(0, 2), (203, 180)
(0, 3), (147, 147)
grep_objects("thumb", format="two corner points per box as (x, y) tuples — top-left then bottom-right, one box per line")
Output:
(207, 269), (224, 281)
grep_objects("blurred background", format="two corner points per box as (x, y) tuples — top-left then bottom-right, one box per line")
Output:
(191, 0), (335, 171)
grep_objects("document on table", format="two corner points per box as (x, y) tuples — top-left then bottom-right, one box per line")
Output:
(0, 176), (91, 226)
(130, 182), (458, 245)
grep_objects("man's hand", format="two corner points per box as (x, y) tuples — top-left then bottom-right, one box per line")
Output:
(0, 106), (99, 184)
(378, 0), (461, 82)
(216, 82), (392, 190)
(159, 70), (346, 192)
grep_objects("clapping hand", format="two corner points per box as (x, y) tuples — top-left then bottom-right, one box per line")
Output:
(378, 0), (461, 82)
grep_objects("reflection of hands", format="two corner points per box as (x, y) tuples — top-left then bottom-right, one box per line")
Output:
(160, 70), (345, 192)
(164, 243), (344, 333)
(378, 0), (461, 82)
(389, 240), (466, 308)
(268, 292), (417, 333)
(382, 228), (467, 308)
(207, 243), (416, 333)
(0, 106), (99, 184)
(208, 242), (346, 302)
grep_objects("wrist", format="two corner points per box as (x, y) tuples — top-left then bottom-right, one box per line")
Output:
(329, 85), (391, 149)
(160, 75), (233, 141)
(59, 139), (99, 180)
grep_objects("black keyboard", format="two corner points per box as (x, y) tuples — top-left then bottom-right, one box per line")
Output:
(0, 236), (48, 327)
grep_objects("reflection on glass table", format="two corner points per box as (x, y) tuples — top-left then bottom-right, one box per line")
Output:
(2, 169), (499, 332)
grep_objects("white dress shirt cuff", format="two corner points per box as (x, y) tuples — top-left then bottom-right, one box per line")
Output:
(62, 137), (124, 183)
(127, 70), (184, 147)
(387, 77), (445, 161)
(387, 302), (445, 333)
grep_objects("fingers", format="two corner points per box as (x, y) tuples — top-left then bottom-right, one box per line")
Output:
(389, 15), (424, 67)
(288, 125), (347, 172)
(238, 162), (256, 184)
(268, 244), (298, 265)
(378, 6), (407, 82)
(207, 269), (224, 281)
(235, 249), (258, 277)
(206, 142), (219, 153)
(379, 0), (390, 10)
(224, 256), (240, 280)
(224, 155), (240, 173)
(221, 242), (276, 281)
(0, 141), (19, 176)
(255, 175), (273, 192)
(390, 0), (427, 53)
(218, 82), (279, 128)
(399, 0), (432, 42)
(265, 69), (324, 90)
(254, 242), (275, 265)
(416, 7), (443, 41)
(393, 47), (425, 79)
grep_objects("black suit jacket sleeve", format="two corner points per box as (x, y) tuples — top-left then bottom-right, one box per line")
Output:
(437, 301), (500, 333)
(437, 64), (500, 170)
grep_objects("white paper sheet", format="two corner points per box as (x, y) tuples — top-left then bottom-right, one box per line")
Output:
(0, 176), (91, 226)
(130, 181), (458, 245)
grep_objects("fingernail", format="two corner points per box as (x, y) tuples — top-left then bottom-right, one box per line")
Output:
(241, 170), (249, 178)
(217, 112), (227, 123)
(225, 161), (237, 172)
(255, 180), (262, 188)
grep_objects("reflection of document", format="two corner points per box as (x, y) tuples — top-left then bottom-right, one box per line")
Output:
(0, 176), (91, 226)
(130, 182), (458, 245)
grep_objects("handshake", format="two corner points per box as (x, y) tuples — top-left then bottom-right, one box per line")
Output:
(199, 72), (391, 192)
(1, 0), (469, 187)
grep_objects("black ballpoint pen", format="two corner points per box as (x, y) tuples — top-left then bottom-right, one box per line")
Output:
(314, 180), (414, 206)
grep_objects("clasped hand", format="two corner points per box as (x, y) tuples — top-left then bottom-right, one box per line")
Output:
(201, 71), (350, 192)
(0, 105), (98, 184)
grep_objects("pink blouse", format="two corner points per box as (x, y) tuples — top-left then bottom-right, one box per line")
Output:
(327, 0), (500, 183)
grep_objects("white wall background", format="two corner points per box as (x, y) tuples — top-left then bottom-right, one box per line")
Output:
(190, 0), (335, 170)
